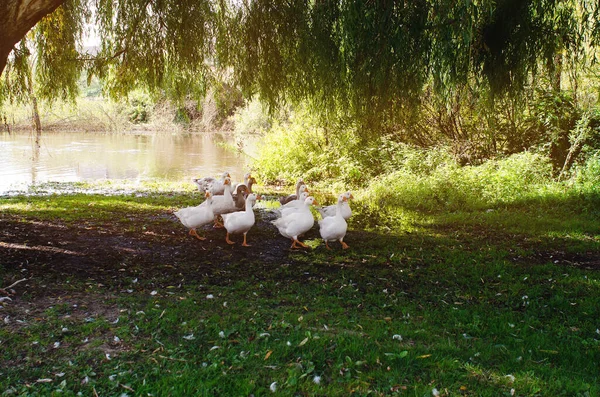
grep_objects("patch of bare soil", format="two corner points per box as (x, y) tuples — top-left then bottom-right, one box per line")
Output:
(0, 209), (353, 311)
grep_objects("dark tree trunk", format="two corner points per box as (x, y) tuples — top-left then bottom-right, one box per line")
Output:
(30, 93), (42, 133)
(0, 0), (65, 76)
(549, 51), (572, 176)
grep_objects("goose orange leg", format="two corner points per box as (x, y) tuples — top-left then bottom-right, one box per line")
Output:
(242, 233), (251, 247)
(291, 239), (309, 249)
(213, 217), (224, 228)
(340, 240), (349, 249)
(324, 241), (332, 250)
(225, 232), (235, 245)
(189, 229), (206, 241)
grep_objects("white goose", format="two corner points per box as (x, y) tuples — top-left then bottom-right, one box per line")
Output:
(278, 191), (310, 217)
(273, 196), (318, 249)
(199, 177), (237, 227)
(193, 171), (230, 195)
(318, 193), (349, 249)
(222, 193), (260, 246)
(174, 191), (215, 241)
(318, 191), (354, 220)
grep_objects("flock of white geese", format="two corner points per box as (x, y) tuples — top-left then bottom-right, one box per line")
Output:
(174, 172), (353, 250)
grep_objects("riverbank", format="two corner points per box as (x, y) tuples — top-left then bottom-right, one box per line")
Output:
(1, 185), (599, 396)
(1, 90), (239, 135)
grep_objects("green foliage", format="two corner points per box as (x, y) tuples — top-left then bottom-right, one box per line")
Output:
(222, 0), (599, 135)
(573, 151), (600, 192)
(364, 150), (555, 214)
(0, 41), (31, 104)
(33, 0), (87, 103)
(120, 90), (153, 124)
(205, 81), (244, 128)
(79, 74), (103, 98)
(95, 0), (215, 101)
(0, 0), (86, 107)
(3, 0), (600, 136)
(252, 110), (326, 184)
(252, 106), (369, 187)
(526, 88), (580, 171)
(233, 98), (271, 136)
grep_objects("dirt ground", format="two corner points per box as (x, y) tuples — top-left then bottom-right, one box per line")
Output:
(0, 208), (362, 302)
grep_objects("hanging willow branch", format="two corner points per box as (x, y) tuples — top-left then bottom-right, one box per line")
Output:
(0, 0), (599, 131)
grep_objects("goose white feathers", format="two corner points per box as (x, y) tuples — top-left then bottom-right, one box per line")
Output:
(318, 191), (354, 220)
(222, 193), (260, 246)
(278, 191), (310, 217)
(193, 171), (230, 195)
(174, 191), (215, 241)
(273, 196), (318, 249)
(198, 177), (240, 227)
(318, 193), (349, 249)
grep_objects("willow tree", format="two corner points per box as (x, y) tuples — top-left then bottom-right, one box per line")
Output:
(1, 0), (599, 132)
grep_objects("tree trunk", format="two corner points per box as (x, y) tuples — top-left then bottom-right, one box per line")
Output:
(25, 59), (42, 133)
(549, 50), (572, 176)
(0, 0), (65, 76)
(558, 114), (592, 180)
(31, 94), (42, 132)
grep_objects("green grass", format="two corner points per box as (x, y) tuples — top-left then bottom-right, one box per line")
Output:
(1, 183), (599, 396)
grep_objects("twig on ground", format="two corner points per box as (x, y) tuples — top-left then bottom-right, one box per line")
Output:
(0, 278), (29, 299)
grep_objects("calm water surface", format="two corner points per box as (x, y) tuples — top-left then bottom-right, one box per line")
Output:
(0, 131), (250, 193)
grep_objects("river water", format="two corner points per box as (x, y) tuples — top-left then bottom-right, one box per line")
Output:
(0, 131), (251, 194)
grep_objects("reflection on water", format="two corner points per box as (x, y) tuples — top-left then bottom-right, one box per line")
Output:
(0, 131), (250, 193)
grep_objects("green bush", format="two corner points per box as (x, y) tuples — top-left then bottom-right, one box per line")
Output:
(120, 90), (152, 124)
(365, 150), (556, 213)
(248, 103), (599, 219)
(252, 106), (367, 186)
(232, 98), (271, 136)
(573, 151), (600, 193)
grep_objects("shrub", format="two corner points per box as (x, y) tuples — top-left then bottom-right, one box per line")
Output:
(232, 98), (271, 136)
(364, 150), (556, 213)
(120, 90), (152, 124)
(252, 106), (367, 186)
(573, 151), (600, 193)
